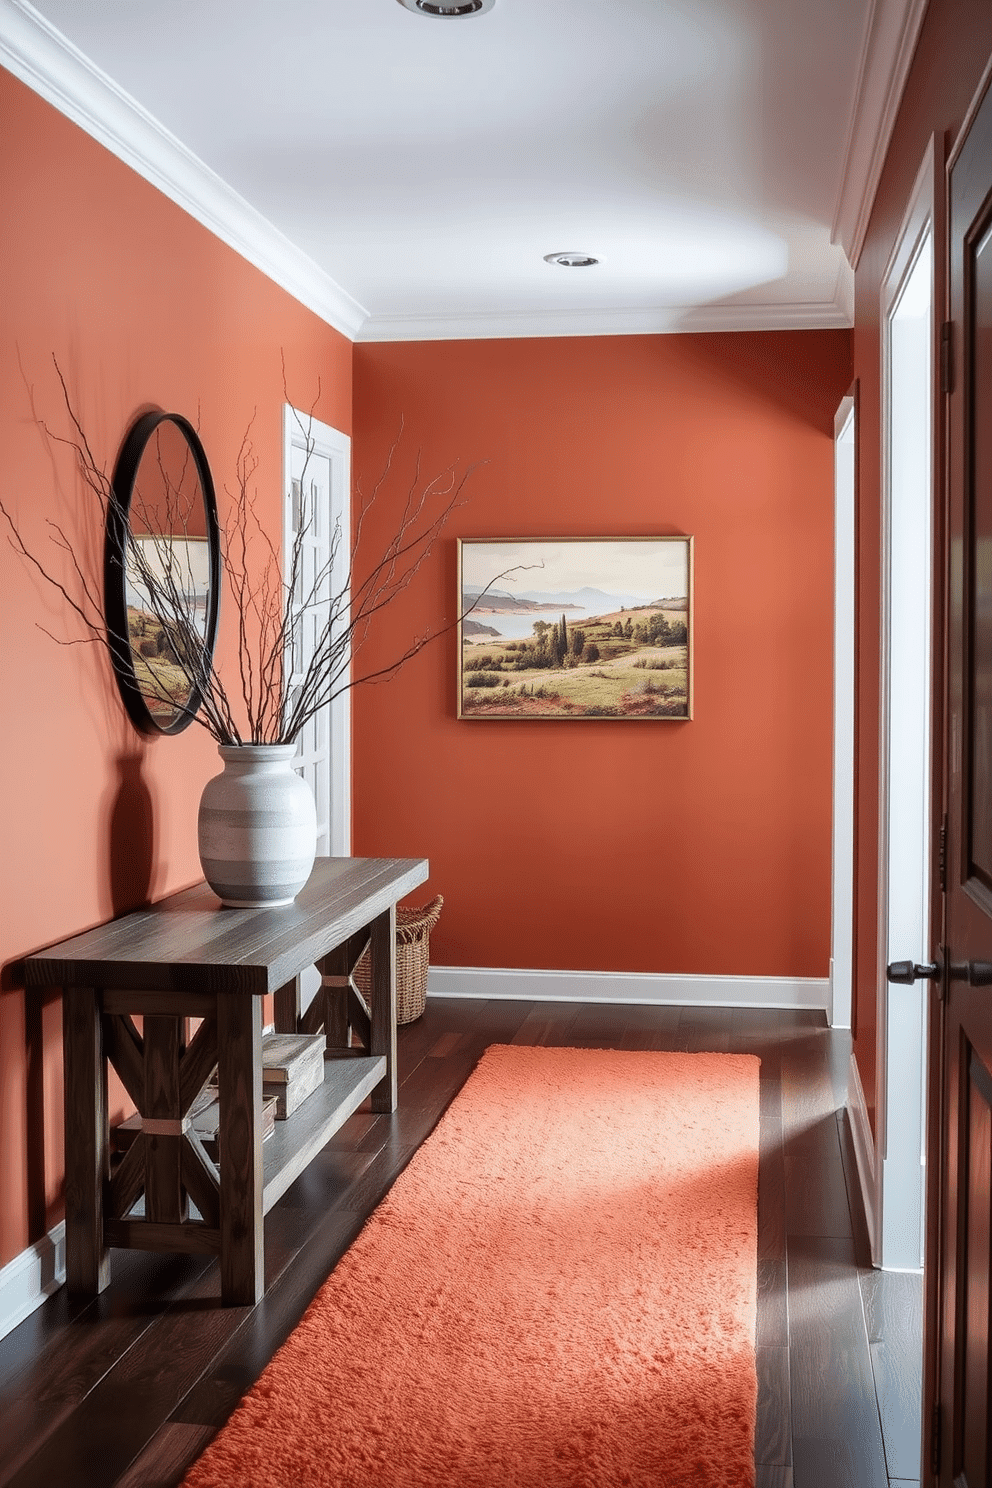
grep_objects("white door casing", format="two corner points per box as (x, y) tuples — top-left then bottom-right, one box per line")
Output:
(282, 405), (351, 860)
(832, 395), (856, 1031)
(875, 139), (938, 1273)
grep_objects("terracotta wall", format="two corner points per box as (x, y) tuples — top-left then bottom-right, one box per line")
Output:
(0, 36), (877, 1277)
(351, 331), (852, 977)
(0, 70), (351, 1268)
(849, 0), (992, 1134)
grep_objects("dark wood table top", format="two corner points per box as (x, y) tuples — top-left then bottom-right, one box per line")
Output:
(24, 857), (429, 997)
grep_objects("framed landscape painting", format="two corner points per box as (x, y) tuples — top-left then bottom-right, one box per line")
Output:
(457, 537), (693, 720)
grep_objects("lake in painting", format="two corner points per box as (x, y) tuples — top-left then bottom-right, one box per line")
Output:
(458, 538), (692, 720)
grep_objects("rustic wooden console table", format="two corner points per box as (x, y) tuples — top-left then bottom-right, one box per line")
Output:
(24, 856), (429, 1306)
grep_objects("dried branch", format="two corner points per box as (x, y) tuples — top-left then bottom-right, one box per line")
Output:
(4, 360), (523, 747)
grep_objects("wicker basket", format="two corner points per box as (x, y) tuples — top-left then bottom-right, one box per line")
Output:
(353, 895), (443, 1025)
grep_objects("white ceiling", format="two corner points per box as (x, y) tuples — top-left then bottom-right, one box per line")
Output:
(4, 0), (924, 341)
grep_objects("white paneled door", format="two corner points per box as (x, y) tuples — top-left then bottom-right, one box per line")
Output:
(877, 140), (939, 1275)
(831, 395), (855, 1031)
(283, 406), (351, 860)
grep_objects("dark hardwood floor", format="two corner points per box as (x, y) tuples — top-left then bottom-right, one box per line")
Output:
(0, 1000), (922, 1488)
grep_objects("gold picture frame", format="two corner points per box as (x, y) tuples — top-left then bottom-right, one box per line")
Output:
(457, 537), (693, 720)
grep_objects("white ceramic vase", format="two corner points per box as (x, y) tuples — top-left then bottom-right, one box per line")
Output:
(197, 743), (317, 908)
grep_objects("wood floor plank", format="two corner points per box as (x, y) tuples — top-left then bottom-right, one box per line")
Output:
(869, 1338), (923, 1482)
(617, 1004), (683, 1048)
(757, 1258), (788, 1347)
(110, 1424), (216, 1488)
(324, 1107), (382, 1150)
(861, 1271), (923, 1484)
(755, 1468), (794, 1488)
(265, 1140), (386, 1241)
(756, 1345), (792, 1466)
(731, 1007), (784, 1077)
(424, 1029), (475, 1059)
(677, 1005), (733, 1052)
(0, 1102), (418, 1488)
(859, 1267), (923, 1346)
(616, 1002), (683, 1032)
(777, 1010), (829, 1033)
(471, 997), (542, 1044)
(508, 1001), (583, 1046)
(791, 1436), (887, 1488)
(343, 1138), (422, 1213)
(171, 1207), (375, 1432)
(559, 1000), (630, 1047)
(0, 1250), (213, 1485)
(417, 996), (491, 1027)
(1, 1267), (250, 1488)
(0, 1285), (84, 1398)
(0, 1003), (928, 1488)
(759, 1077), (786, 1263)
(787, 1234), (888, 1488)
(781, 1031), (839, 1150)
(170, 1149), (404, 1434)
(784, 1120), (854, 1240)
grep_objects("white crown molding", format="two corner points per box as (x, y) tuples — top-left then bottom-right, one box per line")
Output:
(1, 0), (859, 345)
(674, 294), (853, 335)
(832, 0), (930, 269)
(428, 965), (830, 1010)
(0, 0), (368, 339)
(834, 254), (856, 325)
(356, 294), (853, 343)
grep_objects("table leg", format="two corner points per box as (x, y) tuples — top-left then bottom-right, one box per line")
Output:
(62, 987), (110, 1295)
(369, 906), (397, 1114)
(321, 943), (353, 1049)
(143, 1015), (186, 1224)
(273, 976), (301, 1034)
(216, 995), (264, 1306)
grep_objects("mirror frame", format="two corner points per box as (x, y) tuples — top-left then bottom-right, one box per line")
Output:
(105, 412), (221, 736)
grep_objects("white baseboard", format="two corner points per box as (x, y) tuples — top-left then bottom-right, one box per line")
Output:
(847, 1050), (879, 1267)
(427, 966), (830, 1010)
(0, 1222), (65, 1342)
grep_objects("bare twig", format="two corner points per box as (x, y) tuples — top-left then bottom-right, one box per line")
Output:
(4, 360), (520, 746)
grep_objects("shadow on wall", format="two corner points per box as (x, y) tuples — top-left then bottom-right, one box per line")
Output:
(662, 330), (853, 436)
(107, 746), (155, 916)
(1, 745), (156, 1242)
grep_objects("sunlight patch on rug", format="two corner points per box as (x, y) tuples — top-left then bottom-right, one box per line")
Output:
(183, 1044), (760, 1488)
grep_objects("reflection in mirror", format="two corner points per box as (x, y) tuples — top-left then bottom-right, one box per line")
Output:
(106, 413), (220, 736)
(127, 422), (209, 727)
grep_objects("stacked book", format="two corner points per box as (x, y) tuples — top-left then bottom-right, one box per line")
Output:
(260, 1032), (326, 1118)
(184, 1087), (277, 1155)
(113, 1085), (277, 1163)
(112, 1032), (325, 1167)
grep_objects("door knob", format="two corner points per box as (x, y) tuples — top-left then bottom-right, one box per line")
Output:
(936, 959), (992, 986)
(887, 959), (943, 984)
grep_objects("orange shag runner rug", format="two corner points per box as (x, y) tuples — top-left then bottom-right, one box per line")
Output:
(184, 1044), (760, 1488)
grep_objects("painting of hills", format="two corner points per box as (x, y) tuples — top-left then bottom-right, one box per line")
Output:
(458, 538), (692, 720)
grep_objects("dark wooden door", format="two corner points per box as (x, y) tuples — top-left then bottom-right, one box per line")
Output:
(936, 70), (992, 1487)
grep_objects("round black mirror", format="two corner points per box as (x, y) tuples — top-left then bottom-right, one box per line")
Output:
(105, 413), (220, 735)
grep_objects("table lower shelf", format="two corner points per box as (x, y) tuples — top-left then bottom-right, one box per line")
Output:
(261, 1053), (386, 1213)
(107, 1053), (387, 1255)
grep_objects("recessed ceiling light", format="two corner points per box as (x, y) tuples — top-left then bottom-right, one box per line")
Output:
(543, 252), (600, 268)
(397, 0), (495, 15)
